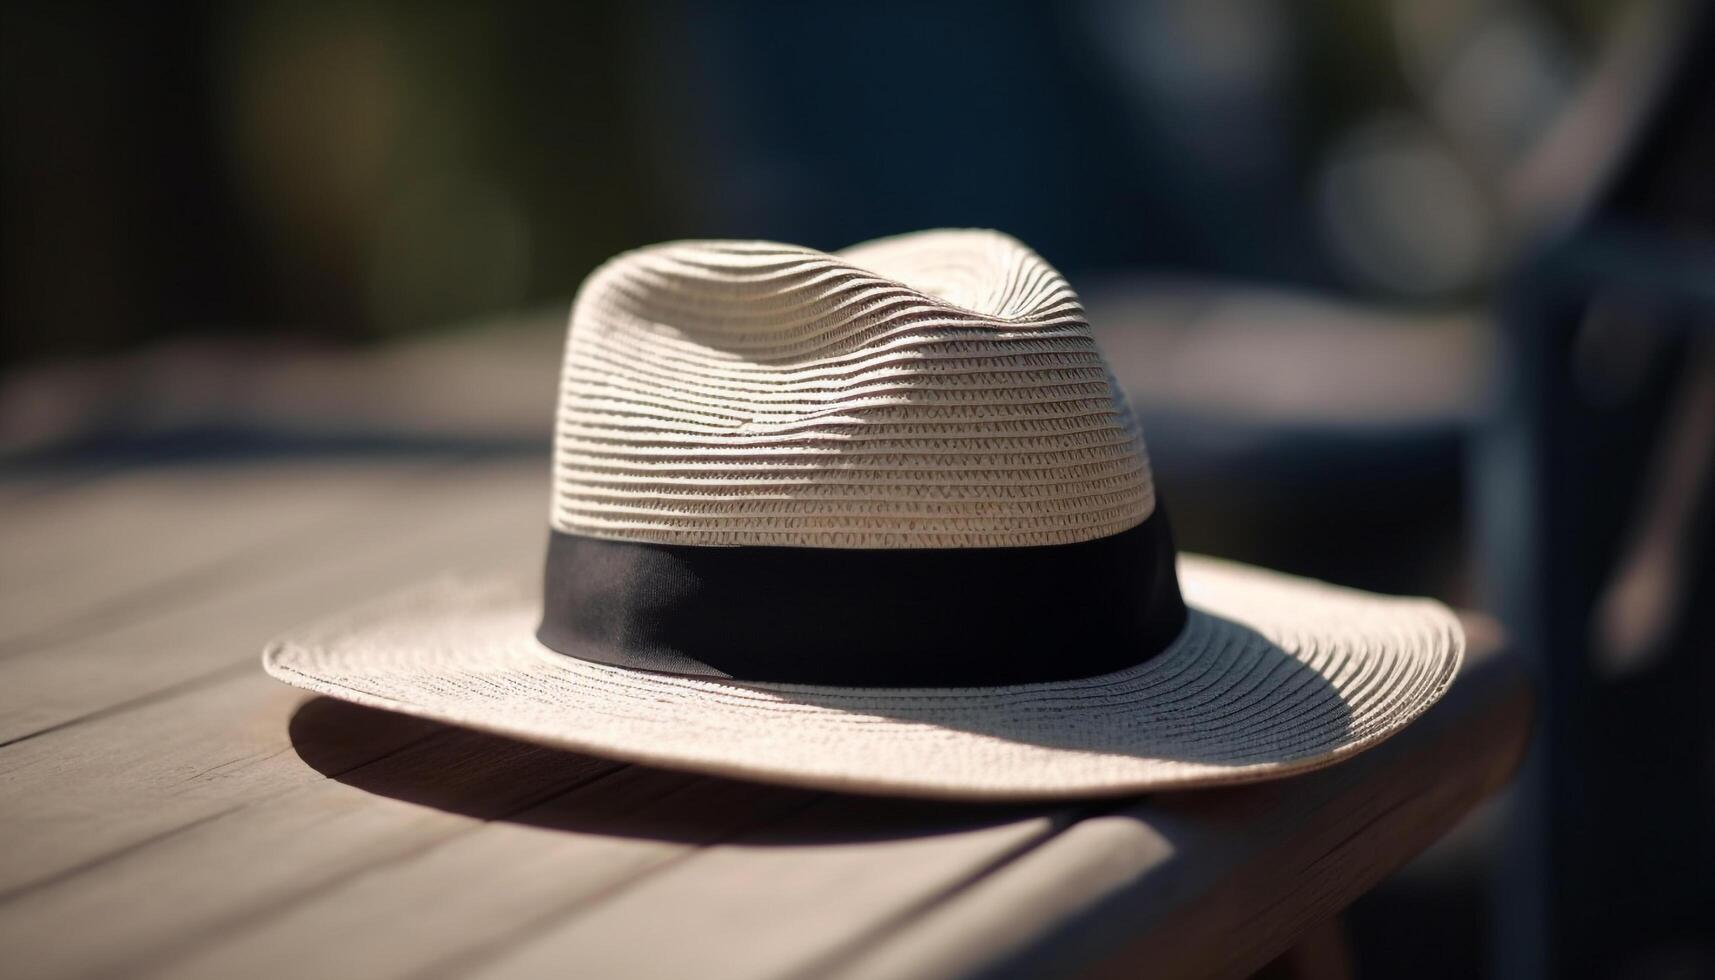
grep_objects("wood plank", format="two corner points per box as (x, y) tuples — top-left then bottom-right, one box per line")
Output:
(0, 674), (431, 898)
(0, 710), (629, 980)
(0, 459), (542, 744)
(826, 618), (1531, 980)
(0, 457), (453, 653)
(461, 797), (1073, 980)
(0, 460), (543, 893)
(126, 765), (819, 980)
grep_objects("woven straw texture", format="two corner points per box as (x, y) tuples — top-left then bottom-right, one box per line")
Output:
(262, 229), (1466, 798)
(264, 555), (1463, 799)
(552, 230), (1153, 547)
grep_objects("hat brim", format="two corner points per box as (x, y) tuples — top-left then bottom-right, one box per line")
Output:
(262, 554), (1462, 800)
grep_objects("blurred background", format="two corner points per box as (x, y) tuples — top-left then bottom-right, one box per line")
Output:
(2, 1), (1709, 977)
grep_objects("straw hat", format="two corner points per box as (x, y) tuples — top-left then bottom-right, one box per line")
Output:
(264, 229), (1462, 800)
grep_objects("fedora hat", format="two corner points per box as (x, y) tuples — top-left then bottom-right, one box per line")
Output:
(264, 229), (1462, 800)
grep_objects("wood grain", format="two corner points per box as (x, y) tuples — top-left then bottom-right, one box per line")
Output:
(1, 715), (624, 980)
(0, 460), (542, 893)
(0, 460), (439, 652)
(0, 459), (542, 744)
(137, 765), (820, 980)
(464, 796), (1072, 980)
(0, 674), (424, 898)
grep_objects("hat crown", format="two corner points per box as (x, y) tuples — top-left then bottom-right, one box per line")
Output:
(552, 229), (1155, 548)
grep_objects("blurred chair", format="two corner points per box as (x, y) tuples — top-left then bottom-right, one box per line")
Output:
(1478, 2), (1715, 977)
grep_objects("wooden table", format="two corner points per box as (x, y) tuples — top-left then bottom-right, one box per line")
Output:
(0, 453), (1531, 980)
